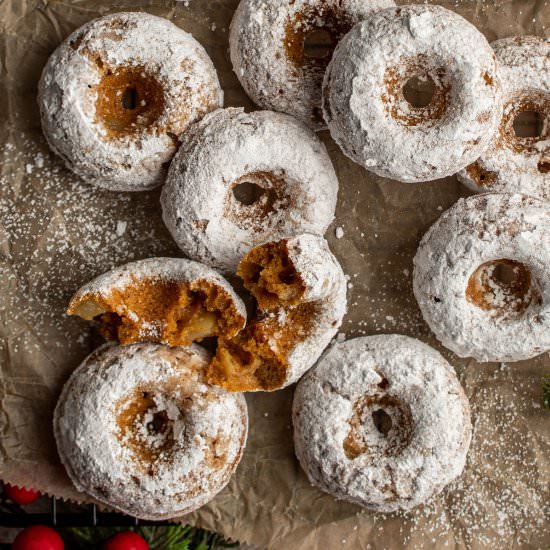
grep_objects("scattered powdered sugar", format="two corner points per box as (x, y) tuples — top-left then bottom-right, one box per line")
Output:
(0, 133), (180, 370)
(335, 226), (345, 239)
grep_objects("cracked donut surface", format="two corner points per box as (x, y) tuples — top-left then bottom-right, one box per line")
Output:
(458, 36), (549, 201)
(206, 234), (347, 392)
(292, 335), (471, 512)
(54, 342), (248, 520)
(413, 193), (550, 362)
(322, 5), (502, 182)
(38, 12), (222, 191)
(67, 257), (246, 347)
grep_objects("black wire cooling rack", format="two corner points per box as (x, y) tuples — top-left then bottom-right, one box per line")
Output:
(0, 497), (171, 528)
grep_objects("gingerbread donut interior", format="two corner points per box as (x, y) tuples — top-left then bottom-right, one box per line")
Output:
(68, 278), (244, 347)
(236, 240), (306, 309)
(207, 241), (314, 392)
(466, 259), (542, 319)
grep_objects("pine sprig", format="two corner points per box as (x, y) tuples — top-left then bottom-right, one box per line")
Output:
(542, 374), (550, 411)
(62, 524), (237, 550)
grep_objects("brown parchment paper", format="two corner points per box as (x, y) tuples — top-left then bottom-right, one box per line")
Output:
(0, 0), (549, 548)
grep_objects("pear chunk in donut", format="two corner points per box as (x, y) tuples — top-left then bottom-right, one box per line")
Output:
(67, 258), (246, 347)
(207, 234), (347, 392)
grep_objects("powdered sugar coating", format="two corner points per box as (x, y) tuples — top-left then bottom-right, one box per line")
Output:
(161, 108), (338, 273)
(413, 193), (550, 362)
(268, 234), (347, 387)
(457, 36), (550, 200)
(68, 256), (247, 329)
(293, 335), (471, 512)
(38, 12), (223, 191)
(229, 0), (394, 130)
(323, 5), (502, 182)
(54, 342), (248, 519)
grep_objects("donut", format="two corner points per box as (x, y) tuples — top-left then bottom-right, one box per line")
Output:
(207, 234), (347, 392)
(67, 257), (246, 347)
(292, 335), (471, 512)
(38, 12), (223, 191)
(161, 108), (339, 272)
(54, 342), (248, 519)
(458, 37), (549, 200)
(229, 0), (394, 130)
(413, 193), (550, 362)
(322, 5), (502, 182)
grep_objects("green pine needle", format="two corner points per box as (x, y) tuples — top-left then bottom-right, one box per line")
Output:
(543, 374), (550, 411)
(61, 524), (237, 550)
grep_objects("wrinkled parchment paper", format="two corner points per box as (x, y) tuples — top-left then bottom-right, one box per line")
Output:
(0, 0), (549, 548)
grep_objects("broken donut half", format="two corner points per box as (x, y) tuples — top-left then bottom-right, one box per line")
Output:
(206, 234), (347, 392)
(67, 257), (246, 347)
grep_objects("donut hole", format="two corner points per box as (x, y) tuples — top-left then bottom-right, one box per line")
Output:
(383, 56), (450, 127)
(513, 110), (544, 138)
(303, 29), (334, 59)
(402, 75), (437, 108)
(372, 409), (393, 435)
(116, 389), (181, 471)
(121, 86), (139, 110)
(95, 66), (165, 137)
(226, 172), (290, 230)
(466, 259), (541, 319)
(501, 92), (550, 153)
(343, 394), (413, 460)
(232, 181), (266, 206)
(68, 279), (244, 347)
(237, 239), (306, 309)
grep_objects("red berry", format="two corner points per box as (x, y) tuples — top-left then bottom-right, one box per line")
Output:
(4, 484), (41, 505)
(103, 531), (149, 550)
(12, 525), (64, 550)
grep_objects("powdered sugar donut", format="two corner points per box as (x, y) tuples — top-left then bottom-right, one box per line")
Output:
(54, 342), (248, 519)
(207, 234), (347, 391)
(67, 257), (246, 347)
(413, 193), (550, 362)
(293, 335), (471, 512)
(458, 37), (549, 200)
(161, 108), (338, 272)
(39, 12), (223, 191)
(229, 0), (394, 130)
(323, 5), (502, 182)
